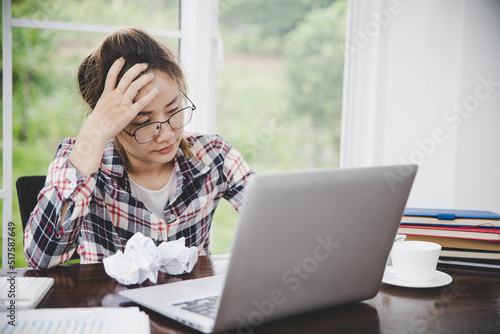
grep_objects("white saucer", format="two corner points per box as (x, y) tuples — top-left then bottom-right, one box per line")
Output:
(382, 267), (453, 288)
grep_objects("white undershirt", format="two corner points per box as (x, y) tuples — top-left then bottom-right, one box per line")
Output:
(129, 171), (177, 221)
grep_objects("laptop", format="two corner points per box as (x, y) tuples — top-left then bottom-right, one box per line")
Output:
(120, 165), (417, 333)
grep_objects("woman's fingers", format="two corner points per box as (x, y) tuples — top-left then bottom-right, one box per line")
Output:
(115, 62), (149, 93)
(129, 85), (161, 115)
(122, 71), (156, 104)
(98, 60), (158, 126)
(103, 57), (126, 92)
(104, 59), (149, 95)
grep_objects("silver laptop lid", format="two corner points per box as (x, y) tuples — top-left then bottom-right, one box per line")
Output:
(214, 165), (416, 332)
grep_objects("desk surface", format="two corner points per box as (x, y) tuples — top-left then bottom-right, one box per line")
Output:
(5, 255), (500, 333)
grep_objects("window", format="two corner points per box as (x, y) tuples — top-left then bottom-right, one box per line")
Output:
(212, 0), (347, 253)
(1, 0), (347, 266)
(2, 0), (219, 268)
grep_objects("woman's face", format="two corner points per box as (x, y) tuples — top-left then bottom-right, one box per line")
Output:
(117, 71), (184, 171)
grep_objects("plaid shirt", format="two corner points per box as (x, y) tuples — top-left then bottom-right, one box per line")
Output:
(24, 133), (253, 270)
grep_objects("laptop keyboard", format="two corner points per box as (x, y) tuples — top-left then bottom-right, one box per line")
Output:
(0, 276), (54, 309)
(173, 295), (220, 319)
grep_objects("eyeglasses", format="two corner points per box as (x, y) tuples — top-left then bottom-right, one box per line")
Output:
(123, 92), (196, 144)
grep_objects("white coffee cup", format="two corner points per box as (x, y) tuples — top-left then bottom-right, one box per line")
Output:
(390, 241), (441, 282)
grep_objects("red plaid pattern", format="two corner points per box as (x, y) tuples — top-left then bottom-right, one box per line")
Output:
(24, 133), (254, 269)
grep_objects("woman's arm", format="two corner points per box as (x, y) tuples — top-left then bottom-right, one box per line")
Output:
(24, 138), (98, 269)
(69, 59), (158, 175)
(24, 59), (160, 269)
(219, 138), (254, 211)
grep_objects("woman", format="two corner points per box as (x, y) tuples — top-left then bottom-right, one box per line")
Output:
(24, 28), (254, 270)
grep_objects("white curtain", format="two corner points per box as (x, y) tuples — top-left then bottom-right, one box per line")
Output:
(341, 0), (500, 212)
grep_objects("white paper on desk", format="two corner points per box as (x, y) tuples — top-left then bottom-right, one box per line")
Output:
(103, 232), (161, 285)
(158, 237), (198, 275)
(1, 307), (149, 334)
(103, 232), (198, 285)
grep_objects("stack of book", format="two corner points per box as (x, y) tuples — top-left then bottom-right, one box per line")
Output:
(398, 208), (500, 269)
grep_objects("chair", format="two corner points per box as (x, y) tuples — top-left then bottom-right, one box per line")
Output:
(16, 175), (80, 263)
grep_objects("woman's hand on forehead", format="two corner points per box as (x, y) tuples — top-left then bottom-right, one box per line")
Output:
(91, 58), (160, 142)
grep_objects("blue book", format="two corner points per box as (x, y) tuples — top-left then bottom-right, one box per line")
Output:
(402, 208), (500, 228)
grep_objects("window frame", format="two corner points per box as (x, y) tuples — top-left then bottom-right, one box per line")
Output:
(1, 0), (219, 268)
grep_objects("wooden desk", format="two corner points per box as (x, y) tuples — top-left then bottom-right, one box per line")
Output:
(5, 255), (500, 333)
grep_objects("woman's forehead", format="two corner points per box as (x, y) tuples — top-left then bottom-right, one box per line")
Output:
(134, 71), (179, 105)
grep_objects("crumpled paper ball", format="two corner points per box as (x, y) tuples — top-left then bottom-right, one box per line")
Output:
(103, 233), (198, 285)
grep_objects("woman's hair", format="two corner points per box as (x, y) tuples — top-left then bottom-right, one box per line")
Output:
(77, 27), (193, 165)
